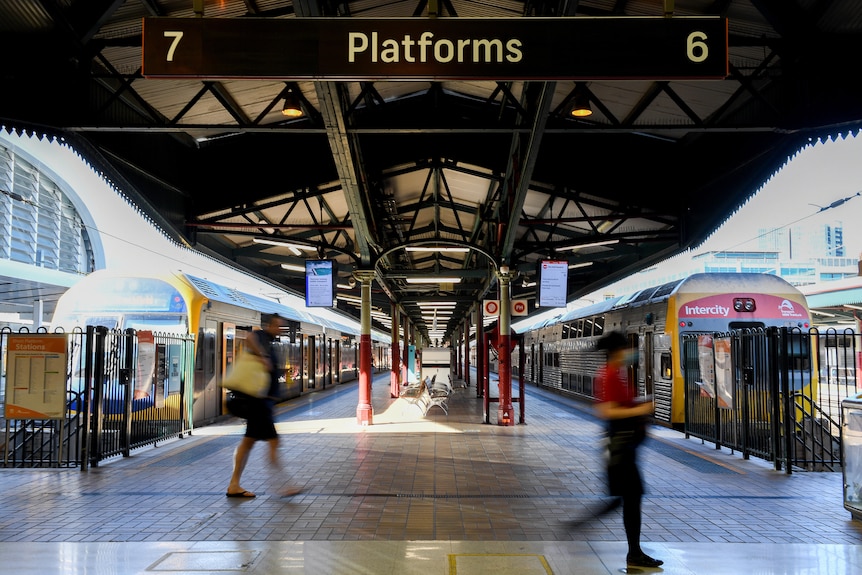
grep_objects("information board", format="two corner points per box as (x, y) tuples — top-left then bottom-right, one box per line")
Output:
(538, 260), (568, 308)
(4, 334), (68, 419)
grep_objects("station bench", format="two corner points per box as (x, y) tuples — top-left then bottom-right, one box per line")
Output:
(399, 375), (452, 417)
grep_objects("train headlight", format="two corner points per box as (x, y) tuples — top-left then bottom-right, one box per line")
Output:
(733, 297), (756, 312)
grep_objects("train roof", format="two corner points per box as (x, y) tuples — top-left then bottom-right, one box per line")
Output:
(185, 274), (312, 325)
(184, 273), (391, 342)
(519, 273), (807, 331)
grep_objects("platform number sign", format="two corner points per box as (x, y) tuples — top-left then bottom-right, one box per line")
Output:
(143, 17), (728, 80)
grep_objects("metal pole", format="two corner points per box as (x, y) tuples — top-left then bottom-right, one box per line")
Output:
(497, 266), (515, 426)
(354, 270), (375, 426)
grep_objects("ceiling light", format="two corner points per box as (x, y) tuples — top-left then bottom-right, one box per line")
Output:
(406, 246), (470, 253)
(282, 86), (303, 117)
(417, 301), (458, 307)
(558, 239), (619, 251)
(568, 262), (594, 269)
(281, 263), (305, 272)
(336, 294), (362, 303)
(253, 237), (314, 251)
(405, 277), (462, 284)
(569, 84), (592, 118)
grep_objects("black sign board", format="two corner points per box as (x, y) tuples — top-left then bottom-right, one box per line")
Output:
(142, 17), (728, 80)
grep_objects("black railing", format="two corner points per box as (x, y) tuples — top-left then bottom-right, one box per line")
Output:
(1, 326), (194, 469)
(683, 327), (857, 473)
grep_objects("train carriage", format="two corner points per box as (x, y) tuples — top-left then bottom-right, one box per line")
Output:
(51, 269), (390, 427)
(516, 273), (812, 429)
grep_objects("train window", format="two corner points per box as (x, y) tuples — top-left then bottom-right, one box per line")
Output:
(660, 353), (672, 379)
(575, 319), (585, 338)
(786, 333), (811, 371)
(593, 316), (605, 336)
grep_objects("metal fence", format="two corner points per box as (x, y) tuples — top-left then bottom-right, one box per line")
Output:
(683, 327), (858, 473)
(1, 326), (195, 468)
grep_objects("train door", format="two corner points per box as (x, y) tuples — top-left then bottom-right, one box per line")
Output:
(641, 331), (654, 396)
(306, 335), (316, 390)
(220, 323), (236, 415)
(194, 318), (219, 424)
(626, 332), (640, 393)
(538, 341), (544, 386)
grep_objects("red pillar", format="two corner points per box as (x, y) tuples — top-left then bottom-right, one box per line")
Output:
(464, 315), (471, 386)
(497, 266), (515, 426)
(355, 271), (375, 425)
(390, 303), (400, 398)
(476, 303), (485, 398)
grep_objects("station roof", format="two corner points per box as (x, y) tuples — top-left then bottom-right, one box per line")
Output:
(3, 1), (862, 342)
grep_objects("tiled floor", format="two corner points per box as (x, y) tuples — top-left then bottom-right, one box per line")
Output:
(1, 371), (861, 574)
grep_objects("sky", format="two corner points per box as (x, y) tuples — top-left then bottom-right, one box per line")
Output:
(598, 131), (862, 297)
(700, 132), (862, 256)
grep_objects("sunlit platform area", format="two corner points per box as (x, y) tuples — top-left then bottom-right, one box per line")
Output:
(1, 372), (860, 574)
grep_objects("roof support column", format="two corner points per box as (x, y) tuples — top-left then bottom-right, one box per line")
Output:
(390, 303), (401, 398)
(354, 270), (376, 426)
(497, 266), (516, 426)
(463, 314), (471, 387)
(475, 303), (485, 398)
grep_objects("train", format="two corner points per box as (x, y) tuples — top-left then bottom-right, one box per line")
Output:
(513, 273), (814, 429)
(50, 269), (392, 426)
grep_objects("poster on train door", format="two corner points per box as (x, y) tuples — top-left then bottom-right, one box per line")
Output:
(713, 336), (734, 409)
(4, 334), (68, 419)
(695, 334), (732, 409)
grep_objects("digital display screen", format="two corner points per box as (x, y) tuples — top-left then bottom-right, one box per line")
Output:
(305, 260), (335, 307)
(538, 260), (568, 308)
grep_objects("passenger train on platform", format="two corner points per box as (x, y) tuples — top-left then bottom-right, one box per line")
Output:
(514, 273), (813, 429)
(50, 269), (391, 427)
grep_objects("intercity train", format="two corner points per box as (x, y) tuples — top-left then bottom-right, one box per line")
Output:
(515, 273), (813, 428)
(50, 269), (391, 426)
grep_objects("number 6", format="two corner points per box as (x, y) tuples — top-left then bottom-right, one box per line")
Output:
(164, 31), (184, 62)
(687, 32), (708, 63)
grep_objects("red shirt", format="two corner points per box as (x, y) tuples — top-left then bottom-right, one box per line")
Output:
(596, 364), (636, 407)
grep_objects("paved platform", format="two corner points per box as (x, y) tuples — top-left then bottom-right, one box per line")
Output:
(1, 371), (861, 574)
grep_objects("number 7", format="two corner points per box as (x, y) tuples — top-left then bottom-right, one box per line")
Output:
(164, 31), (184, 62)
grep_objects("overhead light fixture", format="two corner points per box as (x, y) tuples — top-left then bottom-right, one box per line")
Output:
(282, 86), (303, 118)
(569, 84), (592, 118)
(254, 237), (314, 251)
(405, 277), (462, 284)
(558, 239), (619, 251)
(281, 263), (306, 272)
(417, 301), (458, 307)
(568, 262), (594, 269)
(406, 246), (470, 253)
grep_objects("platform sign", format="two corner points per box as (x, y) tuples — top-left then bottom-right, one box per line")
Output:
(4, 334), (68, 419)
(142, 17), (728, 80)
(483, 300), (500, 316)
(538, 260), (568, 308)
(511, 299), (529, 316)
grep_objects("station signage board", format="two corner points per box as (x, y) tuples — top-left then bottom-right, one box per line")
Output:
(142, 17), (728, 80)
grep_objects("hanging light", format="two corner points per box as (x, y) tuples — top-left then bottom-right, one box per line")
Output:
(569, 85), (593, 118)
(282, 86), (303, 118)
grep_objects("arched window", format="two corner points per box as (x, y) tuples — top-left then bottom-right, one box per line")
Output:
(0, 144), (95, 274)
